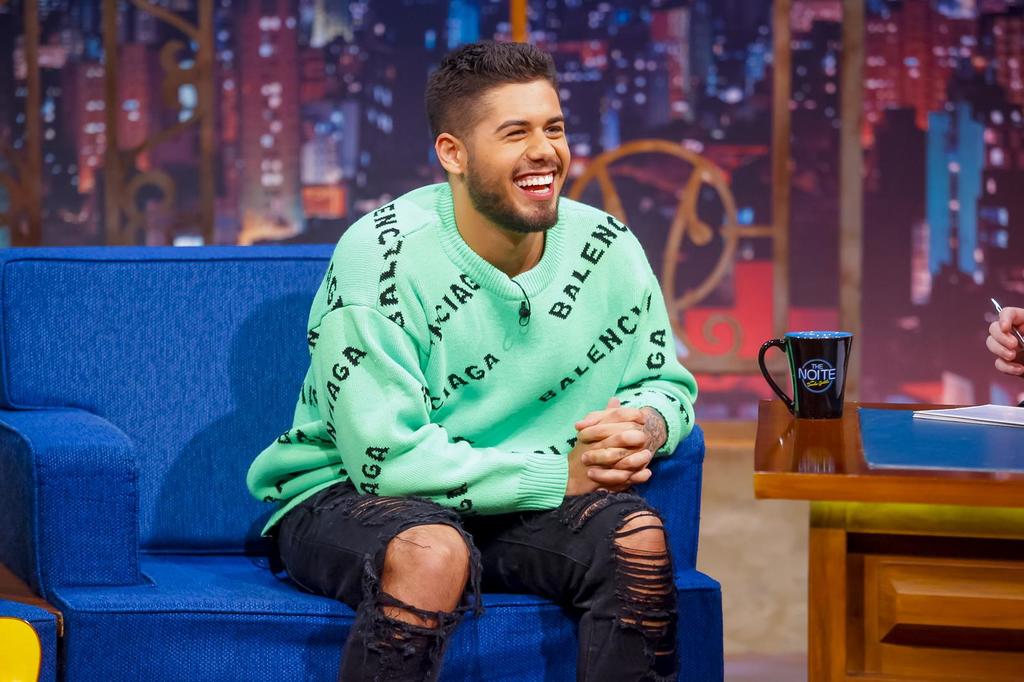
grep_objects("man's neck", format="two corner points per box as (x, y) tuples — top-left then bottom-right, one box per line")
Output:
(451, 184), (546, 278)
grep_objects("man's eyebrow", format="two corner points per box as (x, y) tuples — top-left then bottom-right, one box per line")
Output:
(493, 116), (565, 134)
(494, 119), (528, 134)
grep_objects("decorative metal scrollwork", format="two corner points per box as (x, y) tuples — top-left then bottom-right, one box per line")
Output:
(568, 139), (783, 374)
(103, 0), (214, 245)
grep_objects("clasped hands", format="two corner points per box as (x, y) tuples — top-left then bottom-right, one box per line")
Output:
(565, 397), (667, 496)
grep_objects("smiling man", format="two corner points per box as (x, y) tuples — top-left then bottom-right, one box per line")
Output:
(247, 41), (697, 681)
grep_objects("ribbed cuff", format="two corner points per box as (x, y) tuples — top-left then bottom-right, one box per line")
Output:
(617, 389), (691, 457)
(516, 451), (569, 510)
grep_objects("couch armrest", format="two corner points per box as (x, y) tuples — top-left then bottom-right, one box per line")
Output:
(635, 424), (705, 572)
(0, 408), (141, 597)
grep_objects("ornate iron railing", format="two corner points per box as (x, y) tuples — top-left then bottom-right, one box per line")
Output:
(101, 0), (216, 245)
(568, 140), (786, 375)
(0, 0), (217, 246)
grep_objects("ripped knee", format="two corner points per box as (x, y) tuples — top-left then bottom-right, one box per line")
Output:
(381, 524), (471, 625)
(355, 589), (463, 682)
(384, 524), (471, 580)
(352, 524), (480, 680)
(614, 511), (667, 556)
(612, 511), (677, 670)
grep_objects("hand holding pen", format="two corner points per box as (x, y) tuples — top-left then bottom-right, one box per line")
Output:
(988, 298), (1024, 377)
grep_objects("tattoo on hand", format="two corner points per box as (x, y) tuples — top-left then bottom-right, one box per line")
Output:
(641, 408), (667, 453)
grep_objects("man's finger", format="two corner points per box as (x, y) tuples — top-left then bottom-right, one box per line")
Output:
(574, 398), (622, 431)
(987, 334), (1018, 361)
(578, 422), (644, 444)
(614, 449), (653, 472)
(991, 319), (1020, 350)
(575, 409), (606, 430)
(595, 429), (647, 451)
(995, 357), (1024, 376)
(609, 407), (646, 424)
(999, 307), (1024, 335)
(577, 422), (625, 444)
(627, 468), (652, 484)
(575, 406), (645, 431)
(586, 466), (633, 486)
(990, 320), (1009, 346)
(581, 447), (630, 467)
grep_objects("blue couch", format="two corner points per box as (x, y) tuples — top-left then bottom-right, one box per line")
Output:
(0, 246), (722, 681)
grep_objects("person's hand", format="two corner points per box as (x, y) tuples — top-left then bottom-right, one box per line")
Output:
(565, 398), (667, 493)
(565, 398), (647, 494)
(987, 306), (1024, 376)
(576, 398), (668, 456)
(565, 437), (652, 496)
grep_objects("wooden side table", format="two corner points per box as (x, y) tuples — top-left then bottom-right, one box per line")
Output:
(753, 400), (1024, 681)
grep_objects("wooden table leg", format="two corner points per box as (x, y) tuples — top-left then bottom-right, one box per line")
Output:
(809, 502), (847, 681)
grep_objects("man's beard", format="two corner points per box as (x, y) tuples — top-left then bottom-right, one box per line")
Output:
(464, 163), (559, 235)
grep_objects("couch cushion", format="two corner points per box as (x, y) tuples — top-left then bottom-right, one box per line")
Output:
(0, 246), (332, 552)
(51, 555), (722, 681)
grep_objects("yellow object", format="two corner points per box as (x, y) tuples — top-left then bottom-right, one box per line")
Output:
(0, 617), (41, 682)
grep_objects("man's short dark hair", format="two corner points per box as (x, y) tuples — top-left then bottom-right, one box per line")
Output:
(425, 41), (558, 140)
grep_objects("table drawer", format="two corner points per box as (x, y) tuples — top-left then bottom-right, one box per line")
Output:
(859, 554), (1024, 680)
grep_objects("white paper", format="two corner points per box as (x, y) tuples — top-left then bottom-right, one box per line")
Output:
(911, 404), (1024, 428)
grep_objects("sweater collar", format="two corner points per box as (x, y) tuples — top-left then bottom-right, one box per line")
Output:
(434, 182), (566, 300)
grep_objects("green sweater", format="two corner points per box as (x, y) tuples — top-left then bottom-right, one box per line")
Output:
(247, 183), (698, 534)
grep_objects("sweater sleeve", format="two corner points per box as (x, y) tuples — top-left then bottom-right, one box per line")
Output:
(311, 304), (569, 515)
(613, 271), (698, 456)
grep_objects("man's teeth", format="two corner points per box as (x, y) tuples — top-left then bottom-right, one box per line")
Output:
(514, 174), (554, 188)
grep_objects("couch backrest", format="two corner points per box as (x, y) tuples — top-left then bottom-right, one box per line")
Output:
(0, 245), (332, 553)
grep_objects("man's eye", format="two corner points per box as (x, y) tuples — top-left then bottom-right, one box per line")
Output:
(547, 126), (564, 135)
(506, 129), (526, 138)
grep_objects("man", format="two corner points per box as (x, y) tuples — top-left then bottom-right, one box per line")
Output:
(988, 305), (1024, 377)
(247, 41), (697, 681)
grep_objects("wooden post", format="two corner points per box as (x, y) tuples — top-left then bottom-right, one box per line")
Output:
(809, 502), (848, 681)
(6, 0), (44, 246)
(22, 0), (42, 245)
(510, 0), (527, 43)
(772, 0), (792, 341)
(102, 0), (124, 245)
(198, 0), (215, 245)
(839, 0), (865, 400)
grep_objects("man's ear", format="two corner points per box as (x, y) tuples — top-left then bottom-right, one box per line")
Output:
(435, 133), (467, 176)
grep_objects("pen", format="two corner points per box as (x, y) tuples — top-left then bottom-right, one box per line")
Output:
(990, 298), (1024, 349)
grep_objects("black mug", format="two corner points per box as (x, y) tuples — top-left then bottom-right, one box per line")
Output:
(758, 331), (853, 419)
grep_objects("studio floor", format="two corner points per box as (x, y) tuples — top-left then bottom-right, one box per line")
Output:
(698, 420), (809, 682)
(724, 654), (807, 682)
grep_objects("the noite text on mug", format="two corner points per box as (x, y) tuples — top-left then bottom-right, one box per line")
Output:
(798, 359), (836, 393)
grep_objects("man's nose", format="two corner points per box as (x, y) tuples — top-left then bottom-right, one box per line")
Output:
(525, 130), (557, 160)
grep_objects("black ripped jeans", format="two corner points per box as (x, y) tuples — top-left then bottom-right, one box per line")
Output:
(275, 480), (679, 682)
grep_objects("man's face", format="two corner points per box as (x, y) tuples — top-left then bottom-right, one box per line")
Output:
(461, 80), (571, 234)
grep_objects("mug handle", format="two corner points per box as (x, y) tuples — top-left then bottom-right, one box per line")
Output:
(758, 338), (795, 414)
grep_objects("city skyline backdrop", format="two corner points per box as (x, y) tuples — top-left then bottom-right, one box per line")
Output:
(1, 0), (1023, 417)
